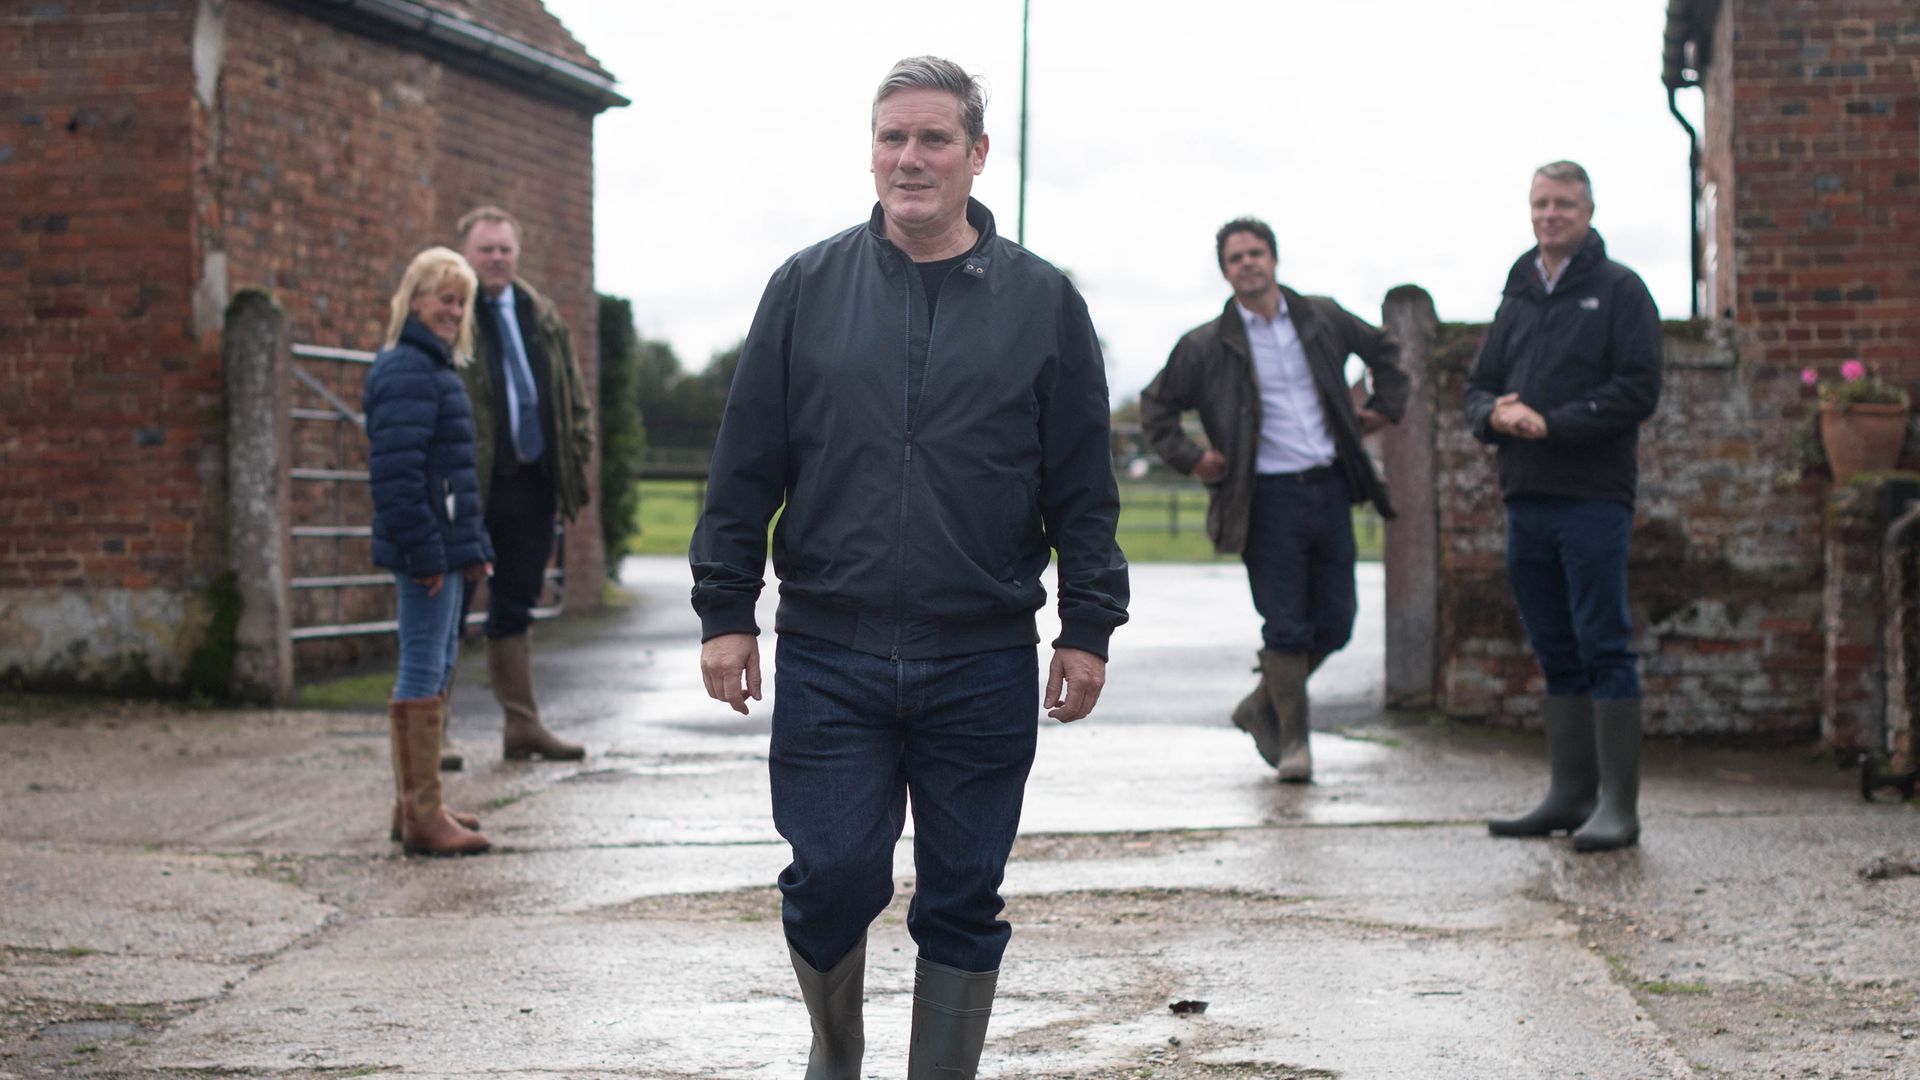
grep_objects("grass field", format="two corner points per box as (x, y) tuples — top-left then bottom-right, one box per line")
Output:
(628, 479), (1382, 564)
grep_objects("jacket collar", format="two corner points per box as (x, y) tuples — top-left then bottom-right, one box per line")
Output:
(867, 197), (998, 277)
(1504, 228), (1607, 298)
(1216, 283), (1326, 361)
(399, 315), (454, 364)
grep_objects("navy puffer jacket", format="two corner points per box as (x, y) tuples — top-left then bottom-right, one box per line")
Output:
(364, 316), (494, 576)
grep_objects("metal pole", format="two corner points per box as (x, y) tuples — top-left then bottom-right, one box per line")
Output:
(1018, 0), (1030, 246)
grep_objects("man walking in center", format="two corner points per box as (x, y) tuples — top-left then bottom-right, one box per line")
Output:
(1467, 161), (1661, 852)
(691, 56), (1128, 1080)
(456, 206), (595, 763)
(1140, 218), (1406, 782)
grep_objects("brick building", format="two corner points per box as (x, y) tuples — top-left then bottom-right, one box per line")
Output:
(1410, 1), (1917, 748)
(2, 0), (624, 695)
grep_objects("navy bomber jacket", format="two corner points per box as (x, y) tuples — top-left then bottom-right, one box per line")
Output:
(365, 316), (495, 577)
(1464, 229), (1662, 507)
(690, 199), (1130, 661)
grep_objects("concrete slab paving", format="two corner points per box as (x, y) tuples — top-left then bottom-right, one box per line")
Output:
(0, 554), (1913, 1079)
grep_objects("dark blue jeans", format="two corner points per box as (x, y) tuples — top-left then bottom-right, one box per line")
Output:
(1242, 469), (1357, 655)
(1504, 496), (1640, 700)
(770, 633), (1039, 975)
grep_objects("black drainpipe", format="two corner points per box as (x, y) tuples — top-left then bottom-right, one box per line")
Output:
(1668, 86), (1702, 319)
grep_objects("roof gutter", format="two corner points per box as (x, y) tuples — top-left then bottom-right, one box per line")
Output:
(282, 0), (630, 113)
(1663, 0), (1714, 318)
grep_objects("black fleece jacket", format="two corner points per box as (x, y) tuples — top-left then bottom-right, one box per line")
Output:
(690, 199), (1130, 661)
(1464, 230), (1662, 506)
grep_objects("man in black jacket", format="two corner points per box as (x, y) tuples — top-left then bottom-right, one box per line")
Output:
(690, 56), (1128, 1080)
(1140, 218), (1407, 783)
(1465, 161), (1662, 853)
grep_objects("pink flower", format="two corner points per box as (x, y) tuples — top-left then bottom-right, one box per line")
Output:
(1801, 367), (1818, 386)
(1841, 359), (1866, 382)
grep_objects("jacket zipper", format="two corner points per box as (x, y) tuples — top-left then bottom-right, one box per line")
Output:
(891, 257), (965, 661)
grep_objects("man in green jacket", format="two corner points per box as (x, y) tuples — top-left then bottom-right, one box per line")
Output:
(455, 205), (595, 763)
(1140, 218), (1406, 782)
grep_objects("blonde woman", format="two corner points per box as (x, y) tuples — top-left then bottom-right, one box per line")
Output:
(364, 247), (493, 856)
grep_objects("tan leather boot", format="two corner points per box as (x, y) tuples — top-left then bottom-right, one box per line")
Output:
(490, 634), (584, 761)
(390, 697), (490, 856)
(1259, 650), (1313, 783)
(389, 691), (479, 841)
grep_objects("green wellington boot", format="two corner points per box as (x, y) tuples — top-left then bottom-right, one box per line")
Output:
(1489, 696), (1598, 837)
(906, 957), (998, 1079)
(1573, 698), (1643, 852)
(789, 937), (866, 1080)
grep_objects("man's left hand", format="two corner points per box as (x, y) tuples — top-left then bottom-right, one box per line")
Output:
(1357, 408), (1390, 436)
(1045, 647), (1107, 723)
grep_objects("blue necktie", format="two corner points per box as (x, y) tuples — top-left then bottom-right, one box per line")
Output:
(491, 298), (545, 464)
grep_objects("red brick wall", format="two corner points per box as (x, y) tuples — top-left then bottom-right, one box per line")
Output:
(1713, 0), (1920, 393)
(3, 0), (607, 687)
(1, 1), (213, 597)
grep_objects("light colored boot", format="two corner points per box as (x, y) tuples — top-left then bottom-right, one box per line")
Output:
(1230, 653), (1280, 767)
(790, 937), (865, 1080)
(390, 691), (479, 841)
(907, 957), (997, 1080)
(390, 697), (490, 856)
(1488, 696), (1598, 837)
(1259, 650), (1312, 783)
(489, 634), (584, 761)
(1572, 699), (1643, 852)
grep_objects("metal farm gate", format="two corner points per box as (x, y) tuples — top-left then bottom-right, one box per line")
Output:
(287, 342), (563, 649)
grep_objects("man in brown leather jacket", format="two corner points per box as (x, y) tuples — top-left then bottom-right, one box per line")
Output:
(1140, 218), (1406, 781)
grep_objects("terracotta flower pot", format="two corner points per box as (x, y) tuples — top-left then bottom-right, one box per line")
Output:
(1818, 401), (1909, 482)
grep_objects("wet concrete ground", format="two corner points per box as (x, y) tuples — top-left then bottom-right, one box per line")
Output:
(0, 557), (1915, 1078)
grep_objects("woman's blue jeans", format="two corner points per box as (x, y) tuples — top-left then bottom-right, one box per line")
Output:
(392, 572), (464, 700)
(770, 633), (1039, 975)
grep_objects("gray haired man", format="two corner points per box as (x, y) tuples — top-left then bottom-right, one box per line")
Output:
(690, 56), (1128, 1079)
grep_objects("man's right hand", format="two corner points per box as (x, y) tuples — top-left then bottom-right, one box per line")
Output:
(700, 633), (762, 716)
(1192, 449), (1228, 484)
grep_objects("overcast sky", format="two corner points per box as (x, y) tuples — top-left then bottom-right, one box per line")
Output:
(540, 0), (1699, 400)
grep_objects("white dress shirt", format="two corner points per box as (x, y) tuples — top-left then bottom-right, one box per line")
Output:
(1239, 296), (1336, 474)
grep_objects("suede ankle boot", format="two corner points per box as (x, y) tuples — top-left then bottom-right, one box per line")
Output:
(790, 937), (865, 1080)
(907, 957), (998, 1080)
(389, 697), (490, 856)
(1573, 698), (1642, 852)
(1490, 696), (1598, 837)
(490, 634), (585, 761)
(1259, 649), (1312, 783)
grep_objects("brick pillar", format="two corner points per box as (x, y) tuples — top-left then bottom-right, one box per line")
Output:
(1382, 285), (1439, 709)
(1820, 479), (1917, 755)
(223, 290), (294, 704)
(1879, 499), (1920, 771)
